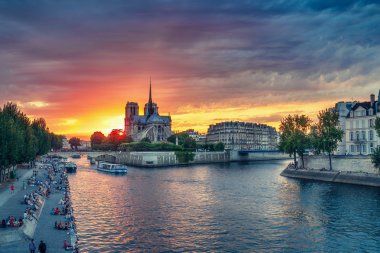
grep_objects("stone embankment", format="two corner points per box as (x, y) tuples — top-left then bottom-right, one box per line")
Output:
(0, 160), (78, 253)
(281, 166), (380, 187)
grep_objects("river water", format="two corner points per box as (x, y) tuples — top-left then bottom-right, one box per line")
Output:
(68, 157), (380, 253)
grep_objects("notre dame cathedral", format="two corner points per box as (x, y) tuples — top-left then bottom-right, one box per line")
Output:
(124, 80), (172, 142)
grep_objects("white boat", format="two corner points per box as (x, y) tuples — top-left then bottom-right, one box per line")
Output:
(97, 162), (128, 173)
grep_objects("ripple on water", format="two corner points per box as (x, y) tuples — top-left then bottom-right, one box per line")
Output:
(68, 158), (380, 253)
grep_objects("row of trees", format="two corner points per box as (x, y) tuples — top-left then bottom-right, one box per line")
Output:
(279, 109), (343, 170)
(0, 102), (63, 182)
(90, 130), (224, 164)
(90, 129), (133, 150)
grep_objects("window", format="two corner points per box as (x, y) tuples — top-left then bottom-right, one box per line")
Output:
(362, 131), (366, 140)
(370, 143), (374, 153)
(357, 145), (360, 152)
(355, 121), (359, 128)
(369, 119), (373, 127)
(350, 131), (354, 141)
(356, 131), (360, 140)
(350, 145), (354, 152)
(370, 130), (374, 141)
(362, 144), (366, 153)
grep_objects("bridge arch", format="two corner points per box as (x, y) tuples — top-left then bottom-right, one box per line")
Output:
(95, 154), (117, 163)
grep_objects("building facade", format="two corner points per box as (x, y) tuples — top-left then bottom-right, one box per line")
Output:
(124, 81), (172, 142)
(345, 93), (380, 155)
(206, 121), (278, 150)
(334, 101), (355, 155)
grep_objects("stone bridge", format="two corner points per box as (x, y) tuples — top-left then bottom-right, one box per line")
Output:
(49, 151), (119, 160)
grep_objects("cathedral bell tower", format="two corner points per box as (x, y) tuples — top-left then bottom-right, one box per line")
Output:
(124, 102), (139, 135)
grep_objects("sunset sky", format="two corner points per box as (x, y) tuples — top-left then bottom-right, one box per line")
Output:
(1, 0), (380, 139)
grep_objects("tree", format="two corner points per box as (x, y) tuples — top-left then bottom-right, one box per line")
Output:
(214, 142), (225, 151)
(31, 118), (51, 155)
(371, 147), (380, 174)
(279, 114), (311, 168)
(375, 117), (380, 138)
(50, 133), (64, 150)
(140, 137), (151, 143)
(314, 109), (343, 170)
(0, 102), (52, 182)
(175, 151), (195, 164)
(90, 131), (106, 148)
(294, 115), (312, 168)
(167, 133), (196, 151)
(69, 137), (81, 150)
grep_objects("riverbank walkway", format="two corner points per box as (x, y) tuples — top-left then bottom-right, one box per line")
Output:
(0, 164), (74, 253)
(281, 165), (380, 187)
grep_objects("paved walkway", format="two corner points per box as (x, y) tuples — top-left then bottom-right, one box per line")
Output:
(0, 163), (76, 253)
(0, 168), (34, 207)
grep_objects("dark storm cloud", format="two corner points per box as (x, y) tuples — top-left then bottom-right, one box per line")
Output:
(1, 0), (380, 109)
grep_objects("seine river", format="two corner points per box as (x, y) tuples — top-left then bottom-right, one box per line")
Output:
(68, 157), (380, 253)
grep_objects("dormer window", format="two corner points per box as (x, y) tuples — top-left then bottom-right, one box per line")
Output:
(369, 109), (373, 116)
(350, 111), (354, 117)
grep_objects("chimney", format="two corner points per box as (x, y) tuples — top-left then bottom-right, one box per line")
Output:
(370, 94), (375, 106)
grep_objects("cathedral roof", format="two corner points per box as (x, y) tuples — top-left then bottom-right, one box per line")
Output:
(132, 114), (171, 124)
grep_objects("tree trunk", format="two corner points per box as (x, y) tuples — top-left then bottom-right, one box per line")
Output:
(301, 154), (304, 169)
(293, 151), (297, 168)
(328, 152), (332, 170)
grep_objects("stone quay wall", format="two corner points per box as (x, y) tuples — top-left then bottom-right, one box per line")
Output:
(303, 155), (378, 174)
(229, 150), (289, 161)
(114, 151), (229, 167)
(281, 167), (380, 187)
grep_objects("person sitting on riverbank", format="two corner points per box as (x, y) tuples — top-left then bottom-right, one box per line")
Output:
(1, 219), (6, 228)
(54, 221), (68, 230)
(63, 239), (73, 250)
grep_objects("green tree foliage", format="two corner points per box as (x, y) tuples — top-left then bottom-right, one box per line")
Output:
(68, 137), (81, 150)
(119, 141), (182, 152)
(313, 109), (343, 170)
(214, 142), (225, 151)
(50, 133), (64, 150)
(279, 114), (311, 168)
(375, 117), (380, 137)
(175, 151), (195, 163)
(140, 137), (151, 143)
(167, 133), (196, 151)
(0, 102), (53, 182)
(371, 147), (380, 174)
(31, 118), (51, 155)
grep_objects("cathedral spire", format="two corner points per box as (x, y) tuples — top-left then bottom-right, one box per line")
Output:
(148, 77), (154, 115)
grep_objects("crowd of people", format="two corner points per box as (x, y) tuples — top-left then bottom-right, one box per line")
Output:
(42, 157), (79, 252)
(1, 216), (23, 228)
(1, 156), (79, 252)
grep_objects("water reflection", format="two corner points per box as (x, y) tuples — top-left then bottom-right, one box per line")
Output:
(68, 158), (380, 253)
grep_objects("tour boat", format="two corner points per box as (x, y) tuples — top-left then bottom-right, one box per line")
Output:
(97, 162), (128, 174)
(65, 162), (77, 173)
(71, 154), (81, 159)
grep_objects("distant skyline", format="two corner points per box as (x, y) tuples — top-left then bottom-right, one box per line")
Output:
(1, 0), (380, 139)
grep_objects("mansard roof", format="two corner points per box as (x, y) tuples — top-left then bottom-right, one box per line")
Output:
(346, 101), (377, 118)
(351, 102), (373, 111)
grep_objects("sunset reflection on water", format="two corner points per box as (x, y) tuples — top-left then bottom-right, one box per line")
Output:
(68, 157), (380, 253)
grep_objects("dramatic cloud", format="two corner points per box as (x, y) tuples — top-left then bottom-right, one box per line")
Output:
(1, 0), (380, 137)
